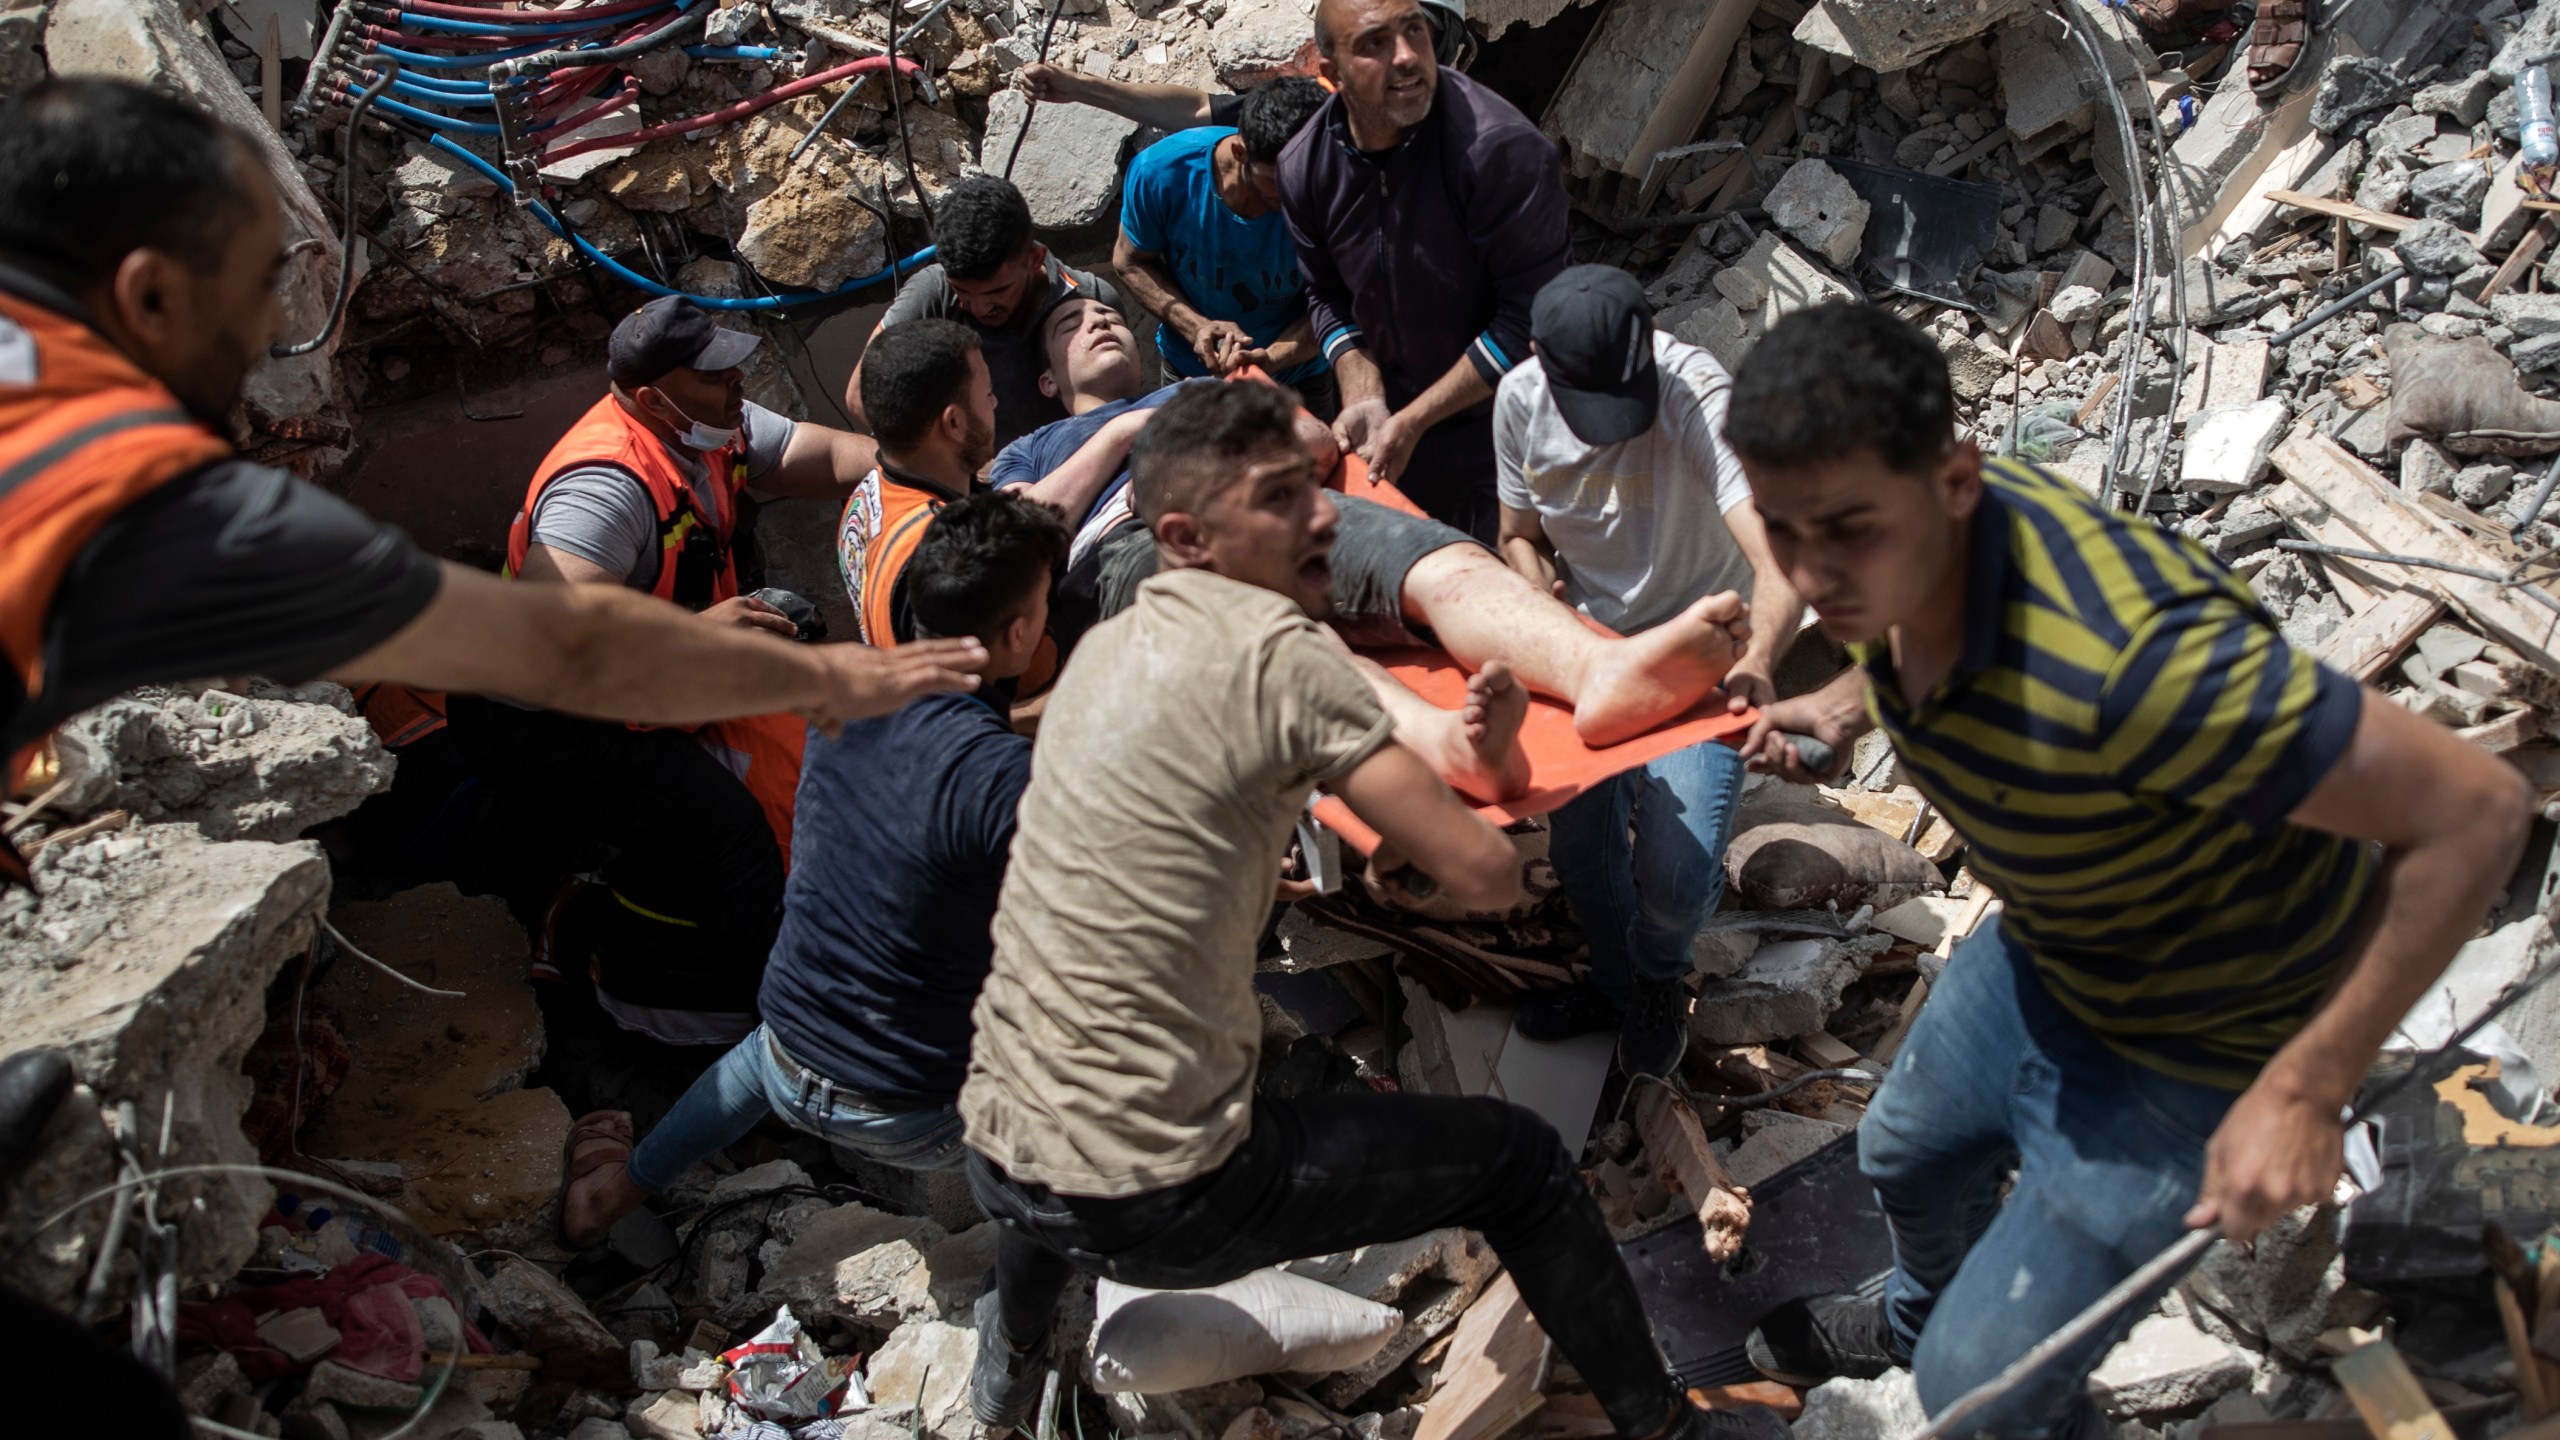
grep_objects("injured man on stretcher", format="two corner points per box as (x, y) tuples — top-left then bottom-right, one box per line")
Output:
(1008, 297), (1751, 800)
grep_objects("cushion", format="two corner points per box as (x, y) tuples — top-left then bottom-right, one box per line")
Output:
(1724, 784), (1943, 912)
(1087, 1267), (1403, 1394)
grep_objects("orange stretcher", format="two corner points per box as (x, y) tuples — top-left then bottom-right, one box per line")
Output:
(1304, 428), (1760, 857)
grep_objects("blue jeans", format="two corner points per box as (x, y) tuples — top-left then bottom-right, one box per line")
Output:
(1547, 740), (1746, 1004)
(1862, 922), (2240, 1440)
(625, 1025), (968, 1191)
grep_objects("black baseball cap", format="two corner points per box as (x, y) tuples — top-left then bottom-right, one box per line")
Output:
(1531, 264), (1659, 445)
(606, 295), (761, 387)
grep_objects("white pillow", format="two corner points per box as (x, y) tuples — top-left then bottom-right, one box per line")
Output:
(1087, 1268), (1404, 1394)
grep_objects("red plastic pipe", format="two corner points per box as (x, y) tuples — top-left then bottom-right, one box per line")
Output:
(541, 52), (923, 161)
(399, 0), (667, 20)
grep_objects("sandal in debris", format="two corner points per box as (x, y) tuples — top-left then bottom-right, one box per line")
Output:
(2123, 0), (2240, 53)
(557, 1108), (635, 1249)
(2248, 0), (2312, 94)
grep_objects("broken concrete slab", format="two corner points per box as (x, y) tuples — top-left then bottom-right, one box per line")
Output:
(1691, 934), (1894, 1047)
(757, 1202), (948, 1329)
(2396, 218), (2486, 278)
(63, 683), (393, 843)
(870, 1319), (985, 1440)
(2311, 55), (2406, 135)
(735, 156), (892, 291)
(1764, 159), (1870, 269)
(0, 827), (327, 1310)
(2181, 399), (2292, 494)
(2404, 915), (2560, 1087)
(2183, 1204), (2383, 1363)
(2089, 1313), (2253, 1415)
(1543, 0), (1754, 179)
(1724, 784), (1945, 913)
(1725, 1110), (1852, 1188)
(477, 1258), (628, 1383)
(980, 89), (1139, 230)
(1794, 0), (2035, 75)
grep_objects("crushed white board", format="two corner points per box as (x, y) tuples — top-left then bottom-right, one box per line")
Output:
(540, 102), (646, 183)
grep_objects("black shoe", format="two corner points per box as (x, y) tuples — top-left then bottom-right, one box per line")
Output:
(1515, 983), (1624, 1043)
(1666, 1400), (1791, 1440)
(970, 1290), (1050, 1434)
(1745, 1291), (1902, 1386)
(1619, 976), (1691, 1079)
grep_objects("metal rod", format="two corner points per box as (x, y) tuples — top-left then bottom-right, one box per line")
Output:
(2271, 266), (2405, 345)
(2514, 452), (2560, 542)
(1004, 0), (1069, 182)
(2273, 539), (2560, 618)
(295, 0), (363, 118)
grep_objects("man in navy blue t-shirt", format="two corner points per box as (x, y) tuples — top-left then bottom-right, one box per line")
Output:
(555, 492), (1069, 1246)
(1112, 77), (1336, 414)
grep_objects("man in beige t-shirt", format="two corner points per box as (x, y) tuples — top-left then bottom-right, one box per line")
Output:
(957, 382), (1785, 1440)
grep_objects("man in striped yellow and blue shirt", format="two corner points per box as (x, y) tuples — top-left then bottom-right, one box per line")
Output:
(1722, 304), (2528, 1440)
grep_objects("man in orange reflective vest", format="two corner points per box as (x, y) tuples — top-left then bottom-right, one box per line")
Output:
(449, 296), (889, 1049)
(0, 78), (980, 1426)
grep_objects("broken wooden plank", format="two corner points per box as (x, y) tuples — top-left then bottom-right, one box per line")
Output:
(2263, 189), (2415, 234)
(2315, 589), (2444, 683)
(2330, 1340), (2455, 1440)
(1868, 975), (1929, 1067)
(2456, 707), (2543, 754)
(259, 14), (283, 133)
(2488, 216), (2560, 305)
(1796, 1031), (1860, 1069)
(1411, 1273), (1551, 1440)
(1707, 100), (1797, 215)
(2271, 435), (2560, 675)
(1689, 1382), (1802, 1420)
(1632, 1083), (1752, 1262)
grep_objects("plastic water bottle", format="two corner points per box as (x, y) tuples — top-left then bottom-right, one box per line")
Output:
(2521, 66), (2558, 192)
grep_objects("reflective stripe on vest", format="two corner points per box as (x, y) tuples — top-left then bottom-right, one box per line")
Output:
(506, 394), (746, 610)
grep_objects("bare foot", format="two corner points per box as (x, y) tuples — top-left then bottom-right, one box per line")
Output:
(1572, 592), (1749, 747)
(1398, 663), (1532, 803)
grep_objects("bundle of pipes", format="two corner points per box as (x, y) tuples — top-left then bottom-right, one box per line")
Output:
(294, 0), (953, 312)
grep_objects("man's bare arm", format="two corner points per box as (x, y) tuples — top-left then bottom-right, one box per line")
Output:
(1019, 63), (1212, 129)
(1330, 742), (1521, 912)
(756, 421), (879, 500)
(1718, 500), (1805, 710)
(1013, 407), (1150, 519)
(1497, 504), (1561, 596)
(1739, 666), (1868, 782)
(331, 562), (982, 732)
(1357, 356), (1492, 488)
(844, 319), (889, 429)
(2193, 688), (2532, 1241)
(1112, 232), (1228, 371)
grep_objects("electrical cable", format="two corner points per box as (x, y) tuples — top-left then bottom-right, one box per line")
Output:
(1004, 0), (1069, 183)
(273, 58), (399, 358)
(884, 0), (937, 227)
(792, 0), (960, 164)
(400, 0), (668, 21)
(421, 129), (938, 307)
(488, 0), (707, 77)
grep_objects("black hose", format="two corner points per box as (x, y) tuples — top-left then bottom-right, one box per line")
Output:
(1003, 0), (1068, 183)
(885, 0), (937, 228)
(272, 59), (400, 359)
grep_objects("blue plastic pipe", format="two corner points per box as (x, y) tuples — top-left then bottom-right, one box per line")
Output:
(388, 5), (666, 37)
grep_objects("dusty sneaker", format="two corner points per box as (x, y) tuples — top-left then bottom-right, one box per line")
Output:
(1515, 983), (1624, 1043)
(1619, 976), (1690, 1079)
(1665, 1399), (1791, 1440)
(1745, 1291), (1902, 1386)
(970, 1290), (1050, 1434)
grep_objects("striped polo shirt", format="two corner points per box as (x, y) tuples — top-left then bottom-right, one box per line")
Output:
(1854, 457), (2375, 1089)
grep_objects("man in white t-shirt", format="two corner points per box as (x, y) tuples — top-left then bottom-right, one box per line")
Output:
(1495, 264), (1804, 1077)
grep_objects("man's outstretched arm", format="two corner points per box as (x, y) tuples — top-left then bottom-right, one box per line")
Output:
(333, 562), (982, 733)
(1018, 63), (1213, 130)
(2193, 687), (2531, 1242)
(1331, 741), (1521, 912)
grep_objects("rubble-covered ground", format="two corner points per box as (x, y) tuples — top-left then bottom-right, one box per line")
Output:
(13, 0), (2560, 1437)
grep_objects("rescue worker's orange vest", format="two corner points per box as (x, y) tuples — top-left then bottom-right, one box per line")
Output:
(0, 289), (233, 813)
(836, 466), (1057, 694)
(507, 394), (748, 611)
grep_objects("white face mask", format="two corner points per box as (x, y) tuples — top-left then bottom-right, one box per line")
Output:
(656, 392), (738, 451)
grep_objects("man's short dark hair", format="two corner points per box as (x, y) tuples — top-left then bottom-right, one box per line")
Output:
(910, 490), (1071, 644)
(1238, 78), (1329, 164)
(0, 78), (259, 291)
(1724, 303), (1955, 477)
(1131, 382), (1302, 526)
(931, 175), (1035, 282)
(861, 319), (981, 448)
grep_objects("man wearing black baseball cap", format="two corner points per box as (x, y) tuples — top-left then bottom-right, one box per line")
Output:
(1493, 264), (1804, 1076)
(446, 294), (896, 1052)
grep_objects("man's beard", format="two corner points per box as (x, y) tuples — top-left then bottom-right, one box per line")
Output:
(962, 410), (997, 472)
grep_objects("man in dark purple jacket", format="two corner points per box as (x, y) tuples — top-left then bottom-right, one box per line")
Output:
(1279, 0), (1570, 544)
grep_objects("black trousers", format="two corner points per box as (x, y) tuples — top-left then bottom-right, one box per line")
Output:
(969, 1092), (1683, 1438)
(445, 696), (781, 1015)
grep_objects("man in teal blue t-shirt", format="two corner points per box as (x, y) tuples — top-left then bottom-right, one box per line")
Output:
(1112, 78), (1337, 412)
